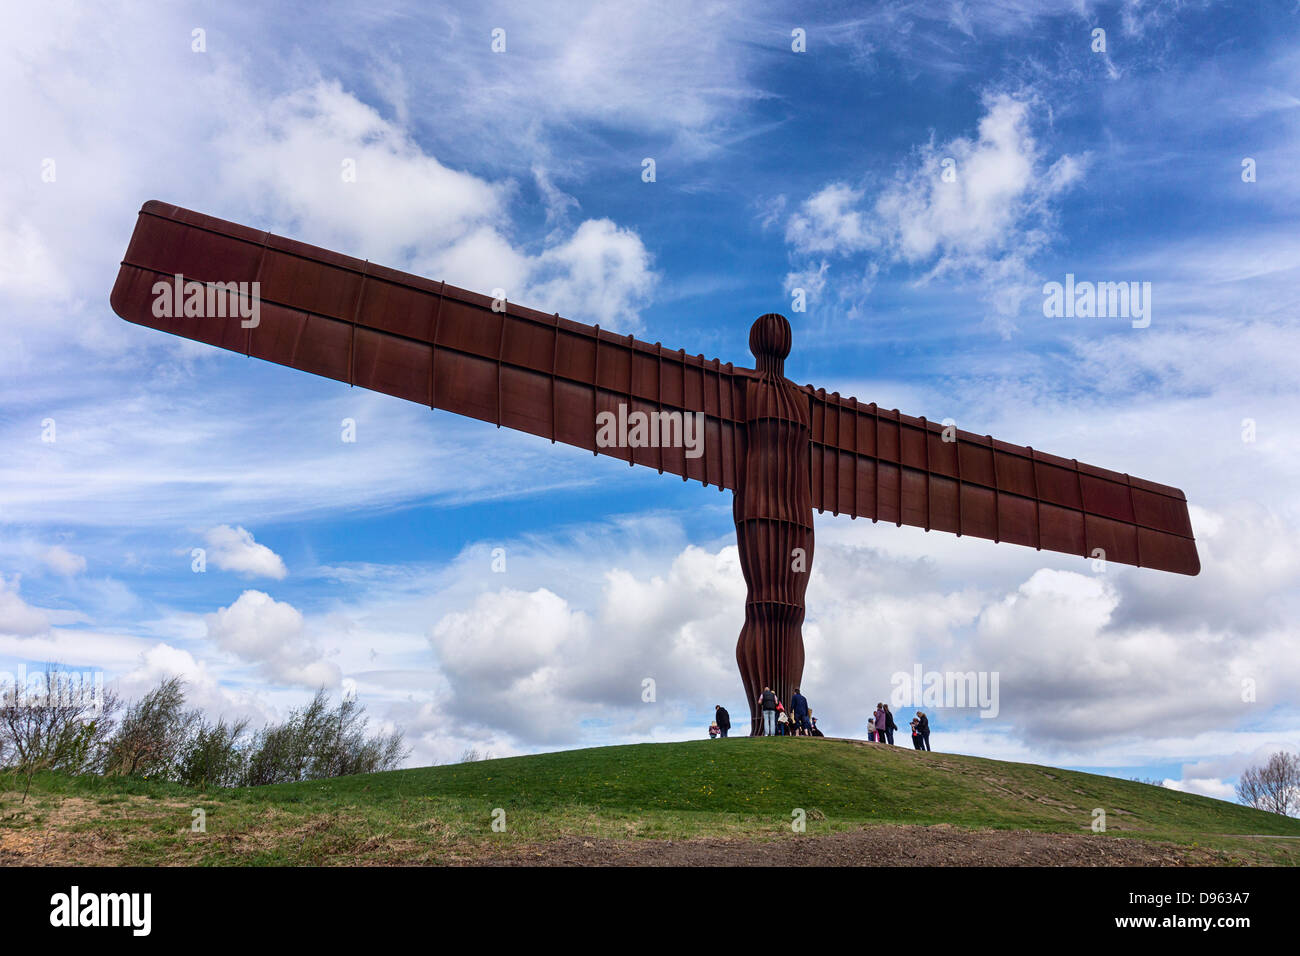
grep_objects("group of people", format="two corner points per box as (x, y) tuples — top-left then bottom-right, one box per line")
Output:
(708, 687), (824, 737)
(869, 702), (931, 750)
(755, 685), (820, 736)
(707, 693), (932, 749)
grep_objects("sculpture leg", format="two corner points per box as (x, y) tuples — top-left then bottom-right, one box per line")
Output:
(734, 512), (813, 735)
(737, 602), (807, 735)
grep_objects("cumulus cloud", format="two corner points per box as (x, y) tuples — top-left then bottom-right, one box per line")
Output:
(220, 81), (508, 271)
(430, 588), (589, 742)
(424, 543), (743, 744)
(526, 219), (657, 328)
(220, 80), (656, 332)
(203, 526), (288, 580)
(205, 590), (339, 688)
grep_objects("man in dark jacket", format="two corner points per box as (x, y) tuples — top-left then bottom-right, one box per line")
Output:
(883, 704), (897, 745)
(917, 711), (931, 751)
(790, 687), (811, 735)
(715, 705), (731, 738)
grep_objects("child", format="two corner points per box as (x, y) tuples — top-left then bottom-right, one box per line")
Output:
(776, 709), (788, 736)
(709, 722), (719, 739)
(910, 718), (923, 749)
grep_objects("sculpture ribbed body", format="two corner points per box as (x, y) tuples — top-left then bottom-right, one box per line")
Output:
(734, 314), (814, 734)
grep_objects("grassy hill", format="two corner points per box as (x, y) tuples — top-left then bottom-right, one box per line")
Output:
(4, 738), (1299, 865)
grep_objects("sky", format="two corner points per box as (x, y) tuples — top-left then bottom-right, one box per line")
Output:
(2, 0), (1298, 803)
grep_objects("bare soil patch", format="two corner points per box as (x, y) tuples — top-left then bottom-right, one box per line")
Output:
(468, 826), (1229, 867)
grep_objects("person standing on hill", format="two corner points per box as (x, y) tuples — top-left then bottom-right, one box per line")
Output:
(758, 686), (778, 736)
(883, 704), (897, 745)
(873, 703), (887, 742)
(790, 687), (810, 736)
(715, 705), (731, 738)
(917, 711), (931, 751)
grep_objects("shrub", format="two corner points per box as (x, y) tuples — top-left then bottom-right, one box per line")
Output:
(0, 664), (119, 801)
(177, 717), (249, 789)
(102, 677), (199, 779)
(241, 690), (407, 786)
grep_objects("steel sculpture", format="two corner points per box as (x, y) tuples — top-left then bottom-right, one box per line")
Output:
(111, 202), (1200, 733)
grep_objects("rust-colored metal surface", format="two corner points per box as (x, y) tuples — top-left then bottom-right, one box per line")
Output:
(110, 201), (748, 491)
(111, 201), (1200, 735)
(734, 315), (814, 732)
(804, 393), (1200, 577)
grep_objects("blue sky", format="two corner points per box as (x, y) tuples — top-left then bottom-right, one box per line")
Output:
(2, 0), (1299, 801)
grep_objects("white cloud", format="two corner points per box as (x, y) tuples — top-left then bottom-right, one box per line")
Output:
(219, 80), (508, 271)
(0, 576), (50, 637)
(203, 526), (288, 580)
(526, 219), (657, 328)
(220, 80), (657, 332)
(1163, 776), (1238, 802)
(205, 590), (339, 689)
(430, 588), (588, 742)
(117, 642), (272, 724)
(41, 545), (87, 576)
(785, 183), (879, 256)
(423, 543), (744, 745)
(876, 93), (1081, 266)
(0, 219), (70, 301)
(784, 92), (1086, 332)
(395, 0), (769, 162)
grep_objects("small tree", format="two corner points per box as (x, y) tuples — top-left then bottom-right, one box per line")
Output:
(103, 677), (199, 779)
(0, 665), (119, 802)
(1236, 751), (1300, 817)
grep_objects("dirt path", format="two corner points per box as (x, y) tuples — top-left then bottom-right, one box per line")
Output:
(471, 826), (1229, 867)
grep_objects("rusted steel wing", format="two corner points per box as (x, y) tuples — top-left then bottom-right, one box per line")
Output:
(804, 389), (1200, 575)
(110, 201), (746, 491)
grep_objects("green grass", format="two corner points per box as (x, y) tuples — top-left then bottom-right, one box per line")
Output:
(5, 739), (1299, 865)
